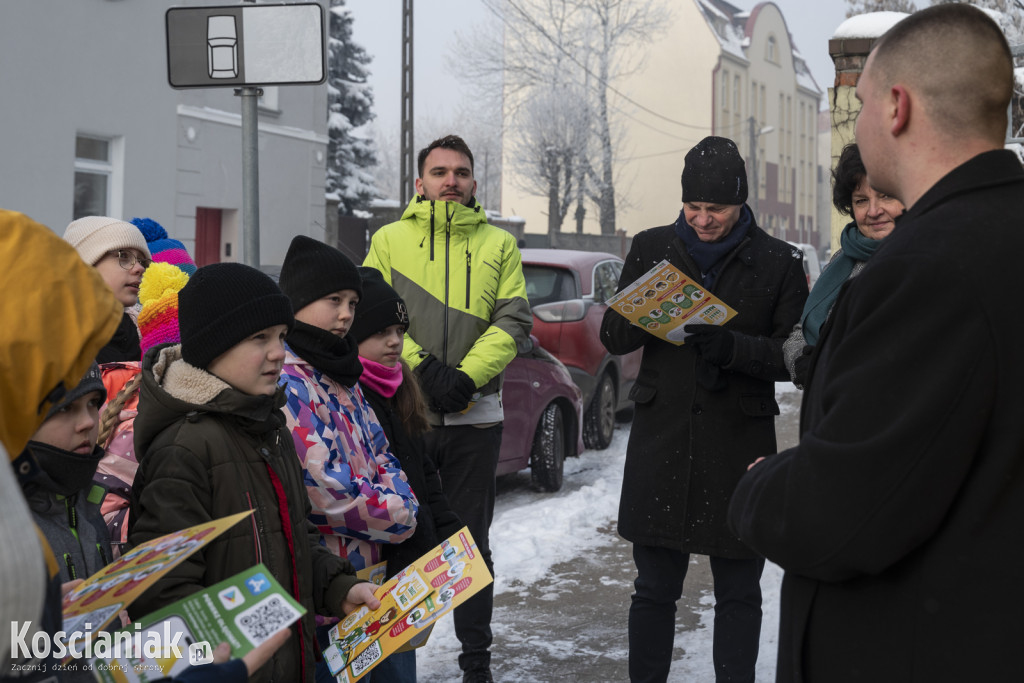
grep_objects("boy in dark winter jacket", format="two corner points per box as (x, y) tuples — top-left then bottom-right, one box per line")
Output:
(16, 362), (112, 585)
(128, 263), (379, 683)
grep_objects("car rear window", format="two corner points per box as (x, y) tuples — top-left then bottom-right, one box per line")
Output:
(523, 265), (578, 306)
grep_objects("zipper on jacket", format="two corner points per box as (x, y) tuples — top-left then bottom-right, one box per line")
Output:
(246, 492), (263, 564)
(465, 249), (472, 309)
(429, 202), (436, 261)
(64, 553), (77, 581)
(96, 543), (109, 567)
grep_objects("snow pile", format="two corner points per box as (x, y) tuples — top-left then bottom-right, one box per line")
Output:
(833, 12), (908, 40)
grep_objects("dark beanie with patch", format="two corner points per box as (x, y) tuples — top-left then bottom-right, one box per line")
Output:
(681, 136), (749, 205)
(351, 267), (409, 343)
(178, 262), (294, 369)
(45, 362), (106, 420)
(278, 235), (363, 313)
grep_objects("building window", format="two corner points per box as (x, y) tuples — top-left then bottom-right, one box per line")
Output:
(721, 70), (729, 113)
(74, 135), (112, 219)
(767, 35), (779, 64)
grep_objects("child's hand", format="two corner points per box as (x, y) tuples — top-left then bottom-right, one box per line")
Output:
(342, 582), (381, 615)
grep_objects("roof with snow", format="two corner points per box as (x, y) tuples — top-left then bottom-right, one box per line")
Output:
(695, 0), (822, 95)
(833, 12), (908, 40)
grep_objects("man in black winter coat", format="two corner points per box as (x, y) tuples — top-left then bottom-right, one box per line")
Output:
(600, 136), (807, 683)
(728, 6), (1024, 682)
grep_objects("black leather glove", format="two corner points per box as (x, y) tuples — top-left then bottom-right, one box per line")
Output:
(792, 345), (815, 389)
(416, 354), (477, 413)
(683, 324), (736, 367)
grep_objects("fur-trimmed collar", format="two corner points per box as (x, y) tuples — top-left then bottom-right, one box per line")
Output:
(152, 344), (232, 405)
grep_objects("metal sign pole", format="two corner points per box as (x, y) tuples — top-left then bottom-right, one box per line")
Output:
(238, 86), (261, 267)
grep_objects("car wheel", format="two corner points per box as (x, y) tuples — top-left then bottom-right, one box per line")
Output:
(530, 403), (565, 492)
(583, 372), (616, 450)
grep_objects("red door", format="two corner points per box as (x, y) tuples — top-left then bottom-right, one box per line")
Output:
(195, 208), (222, 266)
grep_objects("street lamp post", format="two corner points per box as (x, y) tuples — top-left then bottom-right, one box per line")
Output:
(748, 116), (774, 222)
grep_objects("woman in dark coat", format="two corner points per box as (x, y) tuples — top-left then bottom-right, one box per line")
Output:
(782, 143), (903, 387)
(600, 136), (807, 682)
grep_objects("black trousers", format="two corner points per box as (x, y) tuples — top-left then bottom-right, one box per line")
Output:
(629, 544), (765, 683)
(424, 423), (503, 673)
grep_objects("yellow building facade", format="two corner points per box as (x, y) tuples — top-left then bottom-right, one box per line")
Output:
(501, 0), (823, 247)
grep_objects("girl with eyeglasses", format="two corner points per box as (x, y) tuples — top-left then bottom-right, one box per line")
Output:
(63, 216), (151, 363)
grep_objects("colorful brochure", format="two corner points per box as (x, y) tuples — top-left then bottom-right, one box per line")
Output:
(90, 563), (305, 683)
(323, 527), (492, 683)
(606, 259), (737, 344)
(62, 511), (254, 636)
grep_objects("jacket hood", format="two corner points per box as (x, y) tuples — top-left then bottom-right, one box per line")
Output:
(401, 196), (488, 236)
(0, 210), (122, 455)
(134, 344), (286, 458)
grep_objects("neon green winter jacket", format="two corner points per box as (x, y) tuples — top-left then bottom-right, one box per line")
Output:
(363, 197), (532, 425)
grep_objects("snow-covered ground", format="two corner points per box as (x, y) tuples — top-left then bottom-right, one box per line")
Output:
(416, 383), (801, 681)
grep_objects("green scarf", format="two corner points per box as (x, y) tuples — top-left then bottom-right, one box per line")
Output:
(801, 221), (884, 345)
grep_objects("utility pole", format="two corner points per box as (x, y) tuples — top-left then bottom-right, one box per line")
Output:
(400, 0), (415, 202)
(238, 0), (260, 267)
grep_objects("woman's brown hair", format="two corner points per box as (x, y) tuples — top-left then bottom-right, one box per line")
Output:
(392, 358), (431, 437)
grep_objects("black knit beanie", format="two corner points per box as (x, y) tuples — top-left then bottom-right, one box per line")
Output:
(351, 267), (409, 343)
(681, 136), (749, 205)
(178, 262), (294, 369)
(279, 235), (362, 314)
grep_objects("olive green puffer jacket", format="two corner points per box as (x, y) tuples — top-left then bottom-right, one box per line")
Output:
(129, 344), (362, 683)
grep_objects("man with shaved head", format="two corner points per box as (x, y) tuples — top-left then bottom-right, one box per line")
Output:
(727, 5), (1024, 681)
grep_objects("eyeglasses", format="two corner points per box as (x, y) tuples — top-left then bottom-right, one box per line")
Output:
(106, 250), (152, 271)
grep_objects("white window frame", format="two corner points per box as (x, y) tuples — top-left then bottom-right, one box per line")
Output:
(74, 133), (124, 218)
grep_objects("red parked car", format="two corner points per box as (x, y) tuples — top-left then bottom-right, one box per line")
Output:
(497, 337), (583, 492)
(520, 249), (642, 450)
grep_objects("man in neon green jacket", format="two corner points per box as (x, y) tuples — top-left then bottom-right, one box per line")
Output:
(363, 135), (532, 683)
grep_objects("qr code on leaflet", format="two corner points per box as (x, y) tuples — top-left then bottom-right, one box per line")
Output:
(234, 595), (301, 644)
(349, 639), (382, 677)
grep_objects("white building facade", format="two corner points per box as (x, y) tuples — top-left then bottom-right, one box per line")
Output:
(0, 0), (330, 266)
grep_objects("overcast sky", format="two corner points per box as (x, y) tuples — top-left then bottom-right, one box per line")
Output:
(347, 0), (854, 140)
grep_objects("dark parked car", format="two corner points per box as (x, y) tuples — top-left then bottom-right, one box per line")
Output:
(520, 249), (642, 450)
(497, 337), (583, 492)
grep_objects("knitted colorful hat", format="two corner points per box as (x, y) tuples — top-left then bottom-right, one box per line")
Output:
(132, 217), (197, 276)
(137, 262), (190, 354)
(63, 216), (151, 267)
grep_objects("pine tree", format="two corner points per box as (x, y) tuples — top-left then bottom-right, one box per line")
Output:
(326, 0), (378, 215)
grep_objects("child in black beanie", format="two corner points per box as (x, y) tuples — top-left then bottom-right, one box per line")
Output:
(276, 236), (419, 682)
(351, 266), (463, 682)
(127, 262), (379, 683)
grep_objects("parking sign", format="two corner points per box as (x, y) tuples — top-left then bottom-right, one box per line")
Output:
(165, 3), (325, 88)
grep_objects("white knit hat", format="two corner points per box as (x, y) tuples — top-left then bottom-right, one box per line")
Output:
(63, 216), (151, 266)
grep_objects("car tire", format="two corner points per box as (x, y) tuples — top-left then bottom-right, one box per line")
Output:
(530, 403), (565, 492)
(583, 372), (616, 450)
